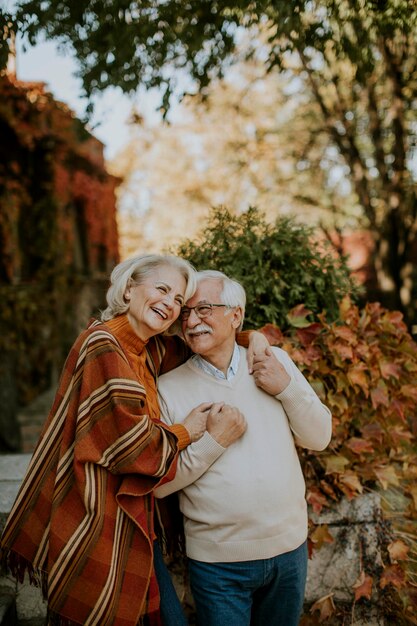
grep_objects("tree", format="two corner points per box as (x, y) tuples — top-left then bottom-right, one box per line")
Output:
(1, 1), (417, 322)
(113, 57), (360, 256)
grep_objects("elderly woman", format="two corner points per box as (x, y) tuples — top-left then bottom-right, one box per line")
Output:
(1, 254), (264, 626)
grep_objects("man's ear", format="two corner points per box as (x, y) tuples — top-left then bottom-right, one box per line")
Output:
(231, 307), (243, 330)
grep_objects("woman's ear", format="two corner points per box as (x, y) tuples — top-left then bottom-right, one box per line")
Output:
(124, 282), (132, 302)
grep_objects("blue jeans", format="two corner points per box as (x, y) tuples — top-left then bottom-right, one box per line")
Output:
(188, 541), (308, 626)
(153, 541), (188, 626)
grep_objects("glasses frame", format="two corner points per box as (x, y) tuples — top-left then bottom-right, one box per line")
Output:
(180, 303), (228, 321)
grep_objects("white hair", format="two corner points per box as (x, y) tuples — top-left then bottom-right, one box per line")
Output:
(196, 269), (246, 331)
(101, 254), (196, 322)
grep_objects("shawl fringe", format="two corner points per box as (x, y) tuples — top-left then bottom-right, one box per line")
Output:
(1, 548), (84, 626)
(1, 547), (48, 598)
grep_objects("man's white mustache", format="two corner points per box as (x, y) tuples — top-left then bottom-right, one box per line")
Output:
(185, 323), (213, 336)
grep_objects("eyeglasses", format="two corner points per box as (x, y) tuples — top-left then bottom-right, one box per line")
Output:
(180, 303), (228, 321)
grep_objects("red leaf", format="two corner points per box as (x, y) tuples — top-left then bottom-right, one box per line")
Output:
(352, 570), (373, 601)
(380, 564), (407, 589)
(296, 323), (322, 347)
(346, 437), (374, 455)
(306, 487), (328, 514)
(260, 324), (284, 346)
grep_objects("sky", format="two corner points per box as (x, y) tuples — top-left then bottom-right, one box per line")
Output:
(14, 37), (155, 161)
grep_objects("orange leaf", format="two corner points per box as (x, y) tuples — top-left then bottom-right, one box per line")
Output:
(400, 384), (417, 402)
(352, 570), (373, 601)
(333, 326), (357, 343)
(310, 524), (334, 550)
(347, 364), (369, 394)
(339, 471), (363, 498)
(310, 593), (336, 622)
(380, 564), (406, 589)
(388, 540), (410, 562)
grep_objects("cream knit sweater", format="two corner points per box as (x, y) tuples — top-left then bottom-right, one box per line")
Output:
(156, 345), (332, 563)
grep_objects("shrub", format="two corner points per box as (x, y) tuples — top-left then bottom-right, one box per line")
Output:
(263, 299), (417, 623)
(175, 206), (361, 330)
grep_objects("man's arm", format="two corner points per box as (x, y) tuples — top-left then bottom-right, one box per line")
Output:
(155, 402), (246, 498)
(252, 347), (332, 451)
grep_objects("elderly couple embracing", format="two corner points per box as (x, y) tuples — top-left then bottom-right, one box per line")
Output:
(0, 253), (331, 626)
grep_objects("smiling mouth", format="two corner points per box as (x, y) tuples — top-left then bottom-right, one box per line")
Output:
(151, 307), (168, 320)
(188, 330), (211, 337)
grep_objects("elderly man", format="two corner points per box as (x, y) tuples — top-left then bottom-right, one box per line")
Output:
(155, 270), (332, 626)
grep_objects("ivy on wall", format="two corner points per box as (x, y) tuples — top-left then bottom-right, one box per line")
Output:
(0, 74), (119, 447)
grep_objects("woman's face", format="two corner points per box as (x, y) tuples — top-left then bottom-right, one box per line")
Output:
(124, 264), (187, 340)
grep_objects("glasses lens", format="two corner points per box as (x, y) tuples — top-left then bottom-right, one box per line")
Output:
(196, 305), (213, 318)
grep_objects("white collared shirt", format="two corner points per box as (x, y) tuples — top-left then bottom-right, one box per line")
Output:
(190, 343), (240, 381)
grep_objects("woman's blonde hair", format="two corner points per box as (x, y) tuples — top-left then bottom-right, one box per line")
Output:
(101, 254), (196, 322)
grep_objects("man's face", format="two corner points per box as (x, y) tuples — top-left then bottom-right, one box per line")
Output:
(181, 279), (242, 362)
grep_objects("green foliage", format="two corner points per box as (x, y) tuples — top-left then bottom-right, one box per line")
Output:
(264, 298), (417, 622)
(176, 207), (360, 330)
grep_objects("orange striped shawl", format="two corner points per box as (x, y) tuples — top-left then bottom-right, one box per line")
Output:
(0, 318), (189, 626)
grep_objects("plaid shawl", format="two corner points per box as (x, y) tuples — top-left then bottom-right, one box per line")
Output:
(0, 318), (188, 626)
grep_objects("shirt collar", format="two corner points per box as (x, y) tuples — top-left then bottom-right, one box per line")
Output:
(191, 343), (240, 381)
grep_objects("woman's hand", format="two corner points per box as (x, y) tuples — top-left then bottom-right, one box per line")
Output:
(182, 402), (223, 442)
(247, 331), (270, 374)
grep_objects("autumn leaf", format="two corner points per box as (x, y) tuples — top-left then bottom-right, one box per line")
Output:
(352, 570), (373, 601)
(296, 323), (322, 347)
(287, 304), (314, 328)
(307, 487), (329, 515)
(346, 437), (374, 455)
(310, 524), (334, 550)
(339, 470), (363, 498)
(361, 422), (384, 444)
(310, 593), (336, 622)
(388, 540), (410, 562)
(347, 363), (369, 395)
(380, 564), (407, 589)
(379, 360), (401, 380)
(325, 455), (350, 474)
(370, 383), (389, 409)
(260, 323), (284, 346)
(409, 485), (417, 509)
(374, 465), (400, 490)
(329, 339), (354, 361)
(333, 326), (358, 343)
(327, 391), (349, 413)
(400, 384), (417, 402)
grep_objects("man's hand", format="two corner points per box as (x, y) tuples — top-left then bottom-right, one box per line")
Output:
(247, 331), (270, 373)
(183, 402), (221, 442)
(252, 347), (291, 396)
(207, 403), (247, 447)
